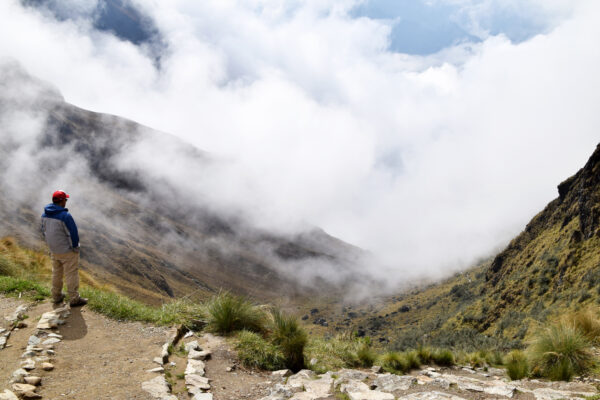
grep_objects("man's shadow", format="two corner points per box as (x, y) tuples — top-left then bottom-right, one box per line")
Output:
(53, 306), (88, 341)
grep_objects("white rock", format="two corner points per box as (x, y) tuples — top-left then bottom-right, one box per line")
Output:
(21, 350), (36, 358)
(23, 377), (41, 386)
(532, 388), (597, 400)
(0, 390), (18, 400)
(27, 336), (41, 346)
(10, 369), (29, 383)
(161, 343), (170, 362)
(184, 331), (194, 338)
(11, 384), (37, 395)
(186, 374), (210, 390)
(42, 337), (61, 345)
(20, 359), (35, 371)
(289, 393), (326, 400)
(372, 374), (417, 391)
(340, 380), (370, 393)
(147, 367), (165, 373)
(192, 393), (213, 400)
(0, 336), (7, 349)
(185, 341), (201, 352)
(287, 370), (316, 388)
(41, 362), (54, 371)
(396, 392), (467, 400)
(347, 391), (395, 400)
(189, 349), (211, 360)
(48, 333), (62, 339)
(272, 369), (292, 378)
(483, 381), (516, 398)
(303, 376), (333, 397)
(268, 383), (297, 397)
(153, 357), (164, 365)
(309, 358), (318, 366)
(371, 365), (382, 373)
(141, 376), (178, 400)
(185, 359), (206, 376)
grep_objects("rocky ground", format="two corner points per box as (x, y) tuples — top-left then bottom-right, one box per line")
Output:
(1, 295), (599, 400)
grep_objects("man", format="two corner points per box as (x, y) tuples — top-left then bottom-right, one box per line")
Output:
(41, 190), (88, 307)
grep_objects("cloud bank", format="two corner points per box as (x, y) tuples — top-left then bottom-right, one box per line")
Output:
(0, 0), (599, 284)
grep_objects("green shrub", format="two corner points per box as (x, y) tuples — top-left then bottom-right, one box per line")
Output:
(505, 350), (529, 380)
(356, 338), (377, 368)
(405, 350), (422, 369)
(432, 348), (455, 366)
(269, 308), (307, 371)
(305, 333), (370, 371)
(235, 330), (286, 370)
(381, 352), (409, 374)
(529, 324), (595, 381)
(416, 346), (433, 364)
(205, 292), (266, 335)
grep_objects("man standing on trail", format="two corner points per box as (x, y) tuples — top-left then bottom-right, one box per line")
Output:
(41, 190), (88, 307)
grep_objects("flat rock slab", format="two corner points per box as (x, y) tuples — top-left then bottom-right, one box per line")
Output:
(141, 376), (177, 400)
(186, 359), (206, 376)
(192, 393), (213, 400)
(531, 388), (597, 400)
(0, 390), (18, 400)
(396, 391), (467, 400)
(373, 374), (417, 391)
(348, 391), (395, 400)
(186, 374), (211, 390)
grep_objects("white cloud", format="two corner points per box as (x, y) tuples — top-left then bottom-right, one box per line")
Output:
(0, 0), (598, 285)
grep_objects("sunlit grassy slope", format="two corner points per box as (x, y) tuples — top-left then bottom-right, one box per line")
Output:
(323, 143), (600, 352)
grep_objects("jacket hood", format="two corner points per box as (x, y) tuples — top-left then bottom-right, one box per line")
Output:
(43, 204), (68, 215)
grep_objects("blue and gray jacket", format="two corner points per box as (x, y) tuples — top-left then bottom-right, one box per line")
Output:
(41, 204), (79, 254)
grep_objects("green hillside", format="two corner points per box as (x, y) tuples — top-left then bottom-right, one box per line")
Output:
(323, 143), (600, 352)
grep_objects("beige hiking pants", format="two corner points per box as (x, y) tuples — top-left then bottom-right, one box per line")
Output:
(51, 251), (80, 302)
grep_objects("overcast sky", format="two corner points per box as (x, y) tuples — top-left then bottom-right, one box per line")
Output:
(0, 0), (598, 280)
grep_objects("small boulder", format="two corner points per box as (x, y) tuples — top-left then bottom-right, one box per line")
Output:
(10, 369), (29, 384)
(185, 341), (201, 352)
(41, 362), (54, 371)
(272, 369), (292, 378)
(23, 377), (41, 386)
(0, 390), (18, 400)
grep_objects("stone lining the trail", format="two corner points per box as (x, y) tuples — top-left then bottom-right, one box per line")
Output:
(0, 302), (66, 399)
(141, 376), (177, 400)
(258, 364), (599, 400)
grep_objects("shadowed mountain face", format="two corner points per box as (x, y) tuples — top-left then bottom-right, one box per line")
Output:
(0, 61), (371, 304)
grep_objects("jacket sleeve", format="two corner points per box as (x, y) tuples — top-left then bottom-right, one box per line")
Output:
(41, 217), (46, 240)
(63, 213), (79, 248)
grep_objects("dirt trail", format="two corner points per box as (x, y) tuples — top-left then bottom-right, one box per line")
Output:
(0, 296), (275, 400)
(3, 295), (598, 400)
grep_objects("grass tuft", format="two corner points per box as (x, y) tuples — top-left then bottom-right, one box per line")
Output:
(269, 308), (307, 371)
(504, 350), (529, 380)
(205, 291), (266, 335)
(381, 351), (409, 374)
(432, 348), (455, 366)
(235, 330), (286, 370)
(529, 324), (595, 381)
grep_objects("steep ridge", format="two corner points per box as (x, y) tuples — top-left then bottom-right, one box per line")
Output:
(0, 61), (368, 304)
(320, 143), (600, 350)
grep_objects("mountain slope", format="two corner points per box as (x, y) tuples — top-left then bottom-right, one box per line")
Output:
(0, 61), (368, 304)
(319, 143), (600, 350)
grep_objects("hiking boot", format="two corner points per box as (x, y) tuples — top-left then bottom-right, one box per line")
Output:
(52, 294), (65, 304)
(69, 297), (88, 307)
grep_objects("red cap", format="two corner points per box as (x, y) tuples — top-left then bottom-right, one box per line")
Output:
(52, 190), (70, 201)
